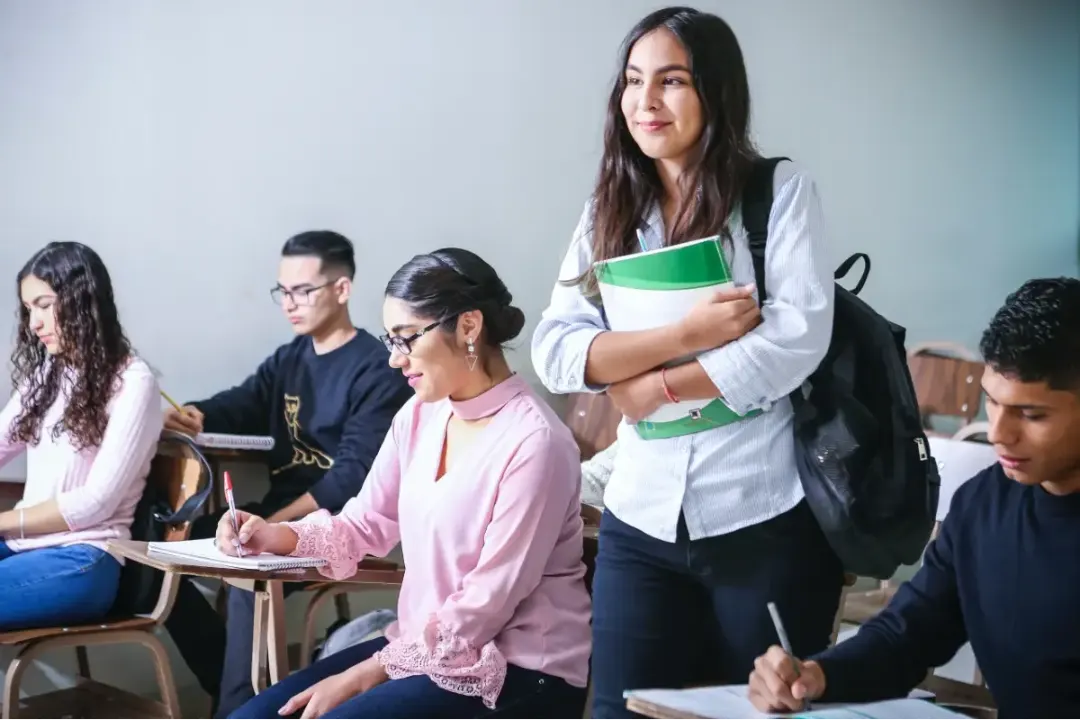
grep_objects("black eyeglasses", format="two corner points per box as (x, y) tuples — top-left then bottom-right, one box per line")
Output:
(380, 317), (454, 356)
(270, 282), (332, 306)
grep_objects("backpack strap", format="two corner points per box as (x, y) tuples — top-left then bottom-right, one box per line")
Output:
(154, 430), (215, 525)
(743, 156), (789, 302)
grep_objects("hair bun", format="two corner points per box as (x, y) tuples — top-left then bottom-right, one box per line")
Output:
(490, 305), (525, 344)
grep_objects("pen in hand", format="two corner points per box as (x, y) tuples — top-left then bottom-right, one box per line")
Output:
(224, 471), (245, 557)
(767, 601), (811, 711)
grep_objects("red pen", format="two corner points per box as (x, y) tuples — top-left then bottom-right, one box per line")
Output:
(224, 471), (245, 557)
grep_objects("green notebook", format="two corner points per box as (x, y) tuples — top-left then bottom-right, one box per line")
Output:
(594, 236), (758, 439)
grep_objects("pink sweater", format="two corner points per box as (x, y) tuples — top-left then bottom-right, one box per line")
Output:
(287, 374), (591, 708)
(0, 359), (163, 553)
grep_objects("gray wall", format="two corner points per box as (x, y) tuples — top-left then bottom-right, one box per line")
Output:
(1, 0), (1077, 417)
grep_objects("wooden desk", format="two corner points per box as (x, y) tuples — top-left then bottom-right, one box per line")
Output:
(109, 540), (405, 692)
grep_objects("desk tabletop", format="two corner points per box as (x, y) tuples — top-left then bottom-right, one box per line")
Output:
(108, 540), (405, 585)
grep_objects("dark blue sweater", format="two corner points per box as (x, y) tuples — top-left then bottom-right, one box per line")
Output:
(192, 331), (412, 512)
(815, 464), (1080, 718)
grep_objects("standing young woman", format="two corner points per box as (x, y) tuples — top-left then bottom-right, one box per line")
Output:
(223, 248), (590, 719)
(0, 241), (162, 630)
(531, 7), (843, 717)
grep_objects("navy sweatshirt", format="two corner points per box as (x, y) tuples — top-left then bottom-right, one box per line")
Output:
(814, 464), (1080, 718)
(191, 331), (413, 512)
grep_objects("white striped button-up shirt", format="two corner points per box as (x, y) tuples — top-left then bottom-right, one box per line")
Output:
(531, 160), (834, 542)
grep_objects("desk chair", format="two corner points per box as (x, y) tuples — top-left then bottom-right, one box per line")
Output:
(908, 342), (985, 436)
(0, 438), (208, 719)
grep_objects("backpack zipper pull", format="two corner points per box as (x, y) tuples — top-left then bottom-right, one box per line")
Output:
(916, 437), (928, 461)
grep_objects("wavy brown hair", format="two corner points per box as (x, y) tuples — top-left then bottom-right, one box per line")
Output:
(10, 242), (133, 451)
(580, 6), (760, 290)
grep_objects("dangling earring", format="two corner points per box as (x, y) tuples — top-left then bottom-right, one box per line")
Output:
(466, 338), (478, 372)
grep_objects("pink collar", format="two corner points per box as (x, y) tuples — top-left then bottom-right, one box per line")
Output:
(449, 374), (528, 420)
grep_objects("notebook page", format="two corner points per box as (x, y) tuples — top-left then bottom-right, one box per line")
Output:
(147, 537), (324, 571)
(622, 686), (959, 720)
(194, 433), (275, 450)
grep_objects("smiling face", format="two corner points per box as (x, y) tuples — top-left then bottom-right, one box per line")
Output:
(382, 297), (484, 403)
(982, 366), (1080, 493)
(20, 274), (61, 354)
(620, 27), (704, 166)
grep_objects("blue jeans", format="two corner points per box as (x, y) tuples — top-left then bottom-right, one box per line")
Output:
(590, 503), (845, 718)
(229, 637), (587, 719)
(0, 541), (122, 631)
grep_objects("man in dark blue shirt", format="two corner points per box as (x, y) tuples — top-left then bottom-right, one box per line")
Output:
(748, 277), (1080, 718)
(163, 231), (412, 716)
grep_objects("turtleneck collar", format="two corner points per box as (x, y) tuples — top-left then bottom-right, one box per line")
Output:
(448, 374), (528, 421)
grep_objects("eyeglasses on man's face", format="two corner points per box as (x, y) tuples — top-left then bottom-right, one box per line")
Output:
(270, 281), (332, 307)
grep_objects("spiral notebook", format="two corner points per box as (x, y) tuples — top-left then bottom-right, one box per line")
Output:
(147, 538), (325, 571)
(623, 685), (949, 719)
(193, 433), (275, 451)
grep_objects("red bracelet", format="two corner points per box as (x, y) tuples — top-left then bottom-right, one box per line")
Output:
(660, 368), (680, 404)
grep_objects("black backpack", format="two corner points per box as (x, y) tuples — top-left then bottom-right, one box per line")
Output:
(111, 431), (215, 615)
(742, 157), (940, 580)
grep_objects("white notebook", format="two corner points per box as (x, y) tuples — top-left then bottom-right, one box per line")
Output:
(623, 685), (952, 719)
(193, 433), (275, 451)
(147, 538), (325, 571)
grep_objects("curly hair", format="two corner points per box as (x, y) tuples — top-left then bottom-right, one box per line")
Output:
(10, 242), (133, 451)
(979, 277), (1080, 391)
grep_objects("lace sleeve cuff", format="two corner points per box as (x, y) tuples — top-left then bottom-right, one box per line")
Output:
(284, 510), (363, 581)
(374, 616), (508, 709)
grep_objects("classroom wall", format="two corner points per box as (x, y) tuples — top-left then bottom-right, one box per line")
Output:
(0, 0), (1077, 706)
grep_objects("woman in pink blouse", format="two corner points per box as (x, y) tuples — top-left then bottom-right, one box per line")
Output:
(220, 248), (591, 719)
(0, 242), (162, 630)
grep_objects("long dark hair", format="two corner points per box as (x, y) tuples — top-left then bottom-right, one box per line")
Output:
(10, 242), (133, 450)
(385, 248), (525, 348)
(585, 6), (759, 288)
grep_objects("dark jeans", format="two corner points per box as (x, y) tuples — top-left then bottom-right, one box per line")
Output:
(229, 636), (587, 719)
(0, 541), (122, 631)
(591, 501), (844, 718)
(164, 501), (284, 710)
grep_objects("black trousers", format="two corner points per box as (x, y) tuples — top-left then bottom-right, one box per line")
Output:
(590, 501), (844, 718)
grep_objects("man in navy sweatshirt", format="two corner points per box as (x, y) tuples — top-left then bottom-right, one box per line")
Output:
(162, 230), (413, 716)
(749, 277), (1080, 719)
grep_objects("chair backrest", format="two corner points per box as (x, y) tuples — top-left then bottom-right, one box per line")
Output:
(563, 392), (620, 461)
(113, 437), (211, 618)
(908, 342), (985, 428)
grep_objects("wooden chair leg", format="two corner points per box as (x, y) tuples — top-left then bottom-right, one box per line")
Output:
(2, 649), (32, 719)
(300, 585), (348, 669)
(334, 593), (351, 622)
(139, 632), (182, 718)
(75, 645), (91, 679)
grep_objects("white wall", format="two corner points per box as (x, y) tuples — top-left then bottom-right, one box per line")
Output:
(0, 0), (1077, 706)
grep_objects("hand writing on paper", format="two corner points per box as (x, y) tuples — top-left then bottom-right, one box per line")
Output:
(278, 656), (389, 718)
(748, 645), (826, 712)
(163, 405), (204, 436)
(677, 284), (761, 354)
(215, 510), (298, 557)
(608, 371), (665, 424)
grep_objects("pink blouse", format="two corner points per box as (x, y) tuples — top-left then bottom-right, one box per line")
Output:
(0, 358), (163, 553)
(286, 374), (591, 708)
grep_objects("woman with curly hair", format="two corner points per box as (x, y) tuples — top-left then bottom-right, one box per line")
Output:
(0, 241), (163, 630)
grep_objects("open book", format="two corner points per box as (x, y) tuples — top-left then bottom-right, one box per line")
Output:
(147, 537), (324, 571)
(623, 686), (958, 719)
(193, 433), (275, 451)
